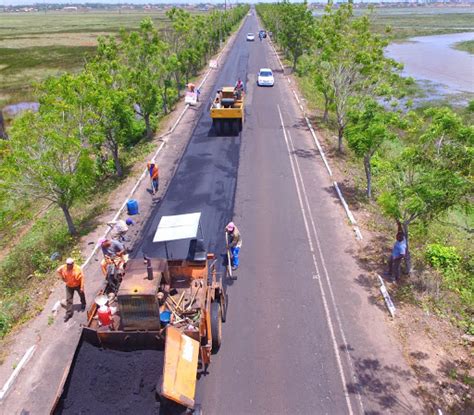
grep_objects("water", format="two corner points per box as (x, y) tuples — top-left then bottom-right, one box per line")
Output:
(3, 101), (39, 116)
(386, 32), (474, 96)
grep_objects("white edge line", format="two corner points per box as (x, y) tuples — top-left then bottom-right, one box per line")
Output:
(269, 34), (364, 242)
(278, 105), (355, 415)
(377, 274), (396, 318)
(0, 345), (37, 401)
(334, 182), (357, 225)
(304, 117), (333, 177)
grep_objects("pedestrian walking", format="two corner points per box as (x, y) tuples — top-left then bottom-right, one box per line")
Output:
(225, 222), (242, 270)
(147, 161), (159, 195)
(386, 221), (407, 282)
(57, 258), (86, 322)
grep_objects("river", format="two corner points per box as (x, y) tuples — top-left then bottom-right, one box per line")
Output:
(386, 32), (474, 96)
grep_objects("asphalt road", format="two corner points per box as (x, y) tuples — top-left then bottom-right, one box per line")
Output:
(134, 13), (361, 415)
(134, 13), (422, 415)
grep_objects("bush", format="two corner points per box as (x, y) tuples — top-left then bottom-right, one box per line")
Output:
(425, 244), (461, 271)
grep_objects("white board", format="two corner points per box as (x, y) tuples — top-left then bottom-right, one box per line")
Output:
(153, 212), (201, 243)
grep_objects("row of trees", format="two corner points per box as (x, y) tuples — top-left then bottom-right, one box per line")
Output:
(257, 2), (473, 269)
(0, 6), (248, 236)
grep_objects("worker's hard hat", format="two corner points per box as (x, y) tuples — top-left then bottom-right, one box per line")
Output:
(98, 238), (107, 246)
(66, 257), (74, 265)
(126, 218), (134, 226)
(226, 222), (235, 231)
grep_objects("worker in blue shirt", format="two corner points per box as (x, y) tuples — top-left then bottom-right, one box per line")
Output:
(387, 221), (407, 282)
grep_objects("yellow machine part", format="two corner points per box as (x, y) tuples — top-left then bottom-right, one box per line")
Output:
(210, 107), (243, 120)
(161, 326), (200, 408)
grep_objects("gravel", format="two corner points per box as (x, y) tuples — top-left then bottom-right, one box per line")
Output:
(55, 340), (164, 414)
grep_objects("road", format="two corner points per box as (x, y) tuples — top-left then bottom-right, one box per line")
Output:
(135, 13), (422, 415)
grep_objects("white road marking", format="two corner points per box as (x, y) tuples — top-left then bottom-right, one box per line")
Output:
(0, 346), (36, 401)
(278, 105), (358, 415)
(287, 122), (365, 413)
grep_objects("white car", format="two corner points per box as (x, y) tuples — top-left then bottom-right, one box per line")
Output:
(257, 68), (274, 87)
(246, 33), (255, 41)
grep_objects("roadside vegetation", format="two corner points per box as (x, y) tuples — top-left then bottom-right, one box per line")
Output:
(0, 6), (248, 339)
(453, 39), (474, 55)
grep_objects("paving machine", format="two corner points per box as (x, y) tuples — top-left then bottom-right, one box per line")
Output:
(52, 213), (226, 414)
(210, 86), (244, 135)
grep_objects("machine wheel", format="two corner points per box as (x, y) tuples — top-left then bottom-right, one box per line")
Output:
(238, 119), (243, 132)
(210, 302), (222, 353)
(214, 119), (221, 136)
(232, 120), (239, 135)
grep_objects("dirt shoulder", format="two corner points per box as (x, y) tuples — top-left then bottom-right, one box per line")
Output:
(273, 45), (473, 412)
(0, 19), (245, 413)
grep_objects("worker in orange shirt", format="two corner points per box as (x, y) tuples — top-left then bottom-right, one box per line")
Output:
(57, 258), (86, 322)
(147, 161), (159, 195)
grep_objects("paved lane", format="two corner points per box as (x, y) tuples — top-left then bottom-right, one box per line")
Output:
(135, 12), (422, 415)
(197, 16), (356, 415)
(198, 14), (422, 415)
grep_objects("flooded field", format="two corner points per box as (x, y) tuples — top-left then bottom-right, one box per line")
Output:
(386, 32), (474, 102)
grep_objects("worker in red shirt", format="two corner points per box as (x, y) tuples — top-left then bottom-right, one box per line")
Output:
(147, 161), (159, 195)
(57, 258), (86, 322)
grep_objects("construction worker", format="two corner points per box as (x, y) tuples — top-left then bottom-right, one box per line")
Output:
(225, 222), (242, 270)
(234, 79), (244, 100)
(147, 161), (159, 195)
(100, 239), (126, 276)
(107, 218), (134, 241)
(57, 258), (86, 322)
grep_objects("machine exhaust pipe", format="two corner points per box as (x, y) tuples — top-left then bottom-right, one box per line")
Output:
(144, 255), (153, 280)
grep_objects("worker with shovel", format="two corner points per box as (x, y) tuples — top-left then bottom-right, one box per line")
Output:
(147, 161), (159, 195)
(225, 222), (242, 271)
(57, 258), (86, 322)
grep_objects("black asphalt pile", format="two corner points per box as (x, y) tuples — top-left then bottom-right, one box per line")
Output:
(55, 341), (164, 414)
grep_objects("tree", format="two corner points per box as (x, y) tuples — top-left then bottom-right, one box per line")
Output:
(82, 60), (134, 177)
(0, 110), (95, 235)
(346, 99), (399, 198)
(314, 4), (402, 152)
(378, 108), (474, 271)
(120, 18), (166, 139)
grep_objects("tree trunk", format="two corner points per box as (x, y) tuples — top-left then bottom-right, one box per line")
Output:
(322, 92), (330, 123)
(402, 221), (412, 274)
(364, 154), (372, 199)
(337, 125), (344, 153)
(0, 111), (7, 139)
(60, 204), (77, 236)
(112, 143), (122, 178)
(144, 113), (152, 139)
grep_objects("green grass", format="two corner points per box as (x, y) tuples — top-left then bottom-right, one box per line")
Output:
(0, 10), (172, 39)
(0, 10), (176, 107)
(453, 39), (474, 55)
(316, 6), (474, 40)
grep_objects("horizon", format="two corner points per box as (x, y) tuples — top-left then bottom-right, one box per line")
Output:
(4, 1), (474, 7)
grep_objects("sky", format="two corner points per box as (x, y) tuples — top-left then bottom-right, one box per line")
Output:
(2, 0), (420, 7)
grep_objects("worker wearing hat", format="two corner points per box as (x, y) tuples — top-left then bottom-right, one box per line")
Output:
(147, 161), (159, 195)
(57, 258), (86, 322)
(225, 222), (242, 270)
